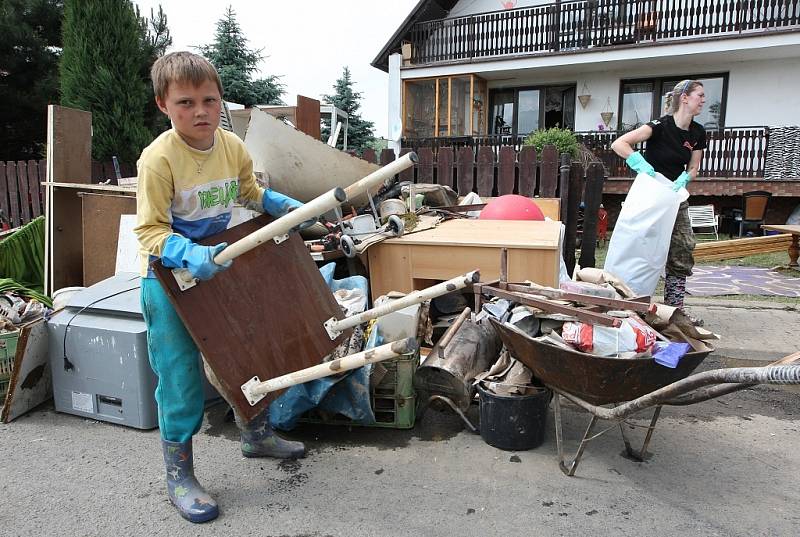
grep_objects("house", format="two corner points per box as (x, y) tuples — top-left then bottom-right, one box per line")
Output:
(372, 0), (800, 225)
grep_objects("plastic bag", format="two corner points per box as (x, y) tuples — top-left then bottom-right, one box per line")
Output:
(603, 173), (689, 296)
(562, 317), (658, 357)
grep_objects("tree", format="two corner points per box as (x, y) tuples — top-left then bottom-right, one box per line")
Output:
(321, 67), (376, 153)
(0, 0), (63, 160)
(198, 6), (284, 107)
(136, 6), (172, 136)
(60, 0), (153, 162)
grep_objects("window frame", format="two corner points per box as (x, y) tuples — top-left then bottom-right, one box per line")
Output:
(617, 72), (729, 132)
(488, 84), (577, 137)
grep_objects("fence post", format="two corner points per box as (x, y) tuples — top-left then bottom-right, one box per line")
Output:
(578, 162), (605, 269)
(563, 162), (583, 277)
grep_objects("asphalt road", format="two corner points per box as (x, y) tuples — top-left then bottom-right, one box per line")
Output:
(1, 298), (797, 537)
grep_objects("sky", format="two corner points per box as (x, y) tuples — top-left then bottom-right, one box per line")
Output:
(133, 0), (420, 138)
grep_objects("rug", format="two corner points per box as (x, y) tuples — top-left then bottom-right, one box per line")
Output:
(686, 265), (800, 297)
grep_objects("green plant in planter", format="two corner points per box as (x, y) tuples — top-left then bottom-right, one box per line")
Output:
(523, 127), (579, 158)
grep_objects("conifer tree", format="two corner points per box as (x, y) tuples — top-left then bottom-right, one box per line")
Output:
(60, 0), (152, 162)
(199, 6), (284, 106)
(0, 0), (63, 160)
(321, 67), (376, 153)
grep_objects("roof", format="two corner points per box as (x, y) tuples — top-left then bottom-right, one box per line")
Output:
(371, 0), (459, 72)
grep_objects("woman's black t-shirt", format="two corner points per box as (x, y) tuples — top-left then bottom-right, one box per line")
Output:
(644, 115), (707, 180)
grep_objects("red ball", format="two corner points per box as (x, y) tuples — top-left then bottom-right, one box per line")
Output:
(479, 195), (545, 221)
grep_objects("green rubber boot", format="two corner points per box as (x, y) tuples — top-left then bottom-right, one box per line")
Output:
(161, 439), (219, 523)
(239, 407), (306, 459)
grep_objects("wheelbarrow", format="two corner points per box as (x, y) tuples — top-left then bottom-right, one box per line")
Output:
(490, 318), (800, 476)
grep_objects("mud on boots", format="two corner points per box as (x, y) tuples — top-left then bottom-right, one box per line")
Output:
(162, 439), (219, 523)
(238, 406), (306, 459)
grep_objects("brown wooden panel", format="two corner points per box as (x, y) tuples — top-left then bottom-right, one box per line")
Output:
(456, 146), (474, 195)
(563, 163), (583, 277)
(518, 146), (537, 197)
(295, 95), (321, 140)
(578, 163), (604, 269)
(498, 146), (516, 195)
(437, 147), (454, 188)
(476, 146), (494, 197)
(6, 162), (20, 227)
(51, 187), (85, 290)
(16, 161), (31, 224)
(540, 144), (558, 197)
(27, 160), (42, 218)
(362, 148), (377, 164)
(418, 147), (434, 183)
(80, 193), (137, 286)
(0, 162), (9, 227)
(52, 105), (91, 184)
(399, 148), (415, 183)
(153, 214), (350, 421)
(380, 148), (395, 166)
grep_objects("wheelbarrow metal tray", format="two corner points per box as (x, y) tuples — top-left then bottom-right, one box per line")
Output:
(489, 317), (712, 405)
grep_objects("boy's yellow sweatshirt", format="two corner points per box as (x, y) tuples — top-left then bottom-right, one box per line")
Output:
(134, 128), (264, 277)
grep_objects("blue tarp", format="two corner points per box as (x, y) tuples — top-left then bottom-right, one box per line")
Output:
(269, 263), (377, 430)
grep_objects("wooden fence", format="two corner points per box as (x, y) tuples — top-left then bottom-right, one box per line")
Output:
(361, 145), (605, 273)
(0, 159), (135, 229)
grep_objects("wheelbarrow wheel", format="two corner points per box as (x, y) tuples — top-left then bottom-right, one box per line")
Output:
(340, 234), (357, 258)
(387, 215), (404, 237)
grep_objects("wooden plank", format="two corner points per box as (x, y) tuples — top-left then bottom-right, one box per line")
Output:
(51, 105), (92, 183)
(539, 144), (558, 197)
(16, 161), (31, 224)
(51, 186), (88, 290)
(418, 147), (434, 183)
(80, 193), (138, 286)
(456, 146), (474, 195)
(476, 146), (494, 197)
(694, 233), (793, 261)
(562, 163), (583, 277)
(382, 218), (561, 248)
(153, 214), (350, 421)
(6, 161), (20, 228)
(498, 146), (516, 195)
(380, 148), (395, 166)
(437, 147), (454, 188)
(1, 319), (50, 423)
(0, 162), (8, 226)
(362, 148), (377, 164)
(578, 162), (604, 269)
(295, 95), (321, 140)
(27, 160), (42, 218)
(518, 146), (537, 197)
(399, 148), (415, 183)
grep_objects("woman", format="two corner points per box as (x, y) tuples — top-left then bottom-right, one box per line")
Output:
(611, 80), (707, 324)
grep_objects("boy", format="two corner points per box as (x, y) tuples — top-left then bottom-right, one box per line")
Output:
(134, 51), (307, 524)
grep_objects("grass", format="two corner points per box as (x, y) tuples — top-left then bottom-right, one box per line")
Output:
(577, 234), (799, 303)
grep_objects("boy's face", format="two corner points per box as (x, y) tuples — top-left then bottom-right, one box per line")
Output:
(156, 79), (221, 150)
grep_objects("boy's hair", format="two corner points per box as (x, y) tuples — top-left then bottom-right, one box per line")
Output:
(151, 51), (224, 100)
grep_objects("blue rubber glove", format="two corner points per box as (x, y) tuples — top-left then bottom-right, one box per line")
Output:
(262, 189), (316, 231)
(161, 235), (232, 281)
(672, 171), (691, 192)
(625, 151), (656, 177)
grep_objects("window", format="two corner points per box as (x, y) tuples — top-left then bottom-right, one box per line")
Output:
(489, 84), (576, 137)
(403, 75), (488, 138)
(619, 74), (727, 131)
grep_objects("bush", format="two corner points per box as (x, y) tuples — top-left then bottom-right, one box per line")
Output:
(523, 127), (579, 158)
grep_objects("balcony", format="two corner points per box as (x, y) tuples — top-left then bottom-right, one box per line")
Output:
(407, 0), (800, 65)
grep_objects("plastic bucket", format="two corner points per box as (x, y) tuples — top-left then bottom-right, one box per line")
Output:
(477, 383), (551, 451)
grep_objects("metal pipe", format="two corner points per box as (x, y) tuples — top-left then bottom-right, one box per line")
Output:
(554, 365), (800, 421)
(324, 270), (480, 339)
(215, 187), (347, 264)
(246, 338), (417, 398)
(343, 152), (418, 201)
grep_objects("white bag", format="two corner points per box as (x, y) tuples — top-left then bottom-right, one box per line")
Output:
(603, 173), (689, 297)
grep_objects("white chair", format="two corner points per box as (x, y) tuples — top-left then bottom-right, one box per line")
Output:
(688, 204), (719, 241)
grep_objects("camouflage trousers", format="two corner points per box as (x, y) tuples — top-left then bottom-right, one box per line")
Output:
(666, 201), (696, 279)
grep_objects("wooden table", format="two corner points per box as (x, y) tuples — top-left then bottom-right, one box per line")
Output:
(366, 219), (562, 298)
(762, 225), (800, 267)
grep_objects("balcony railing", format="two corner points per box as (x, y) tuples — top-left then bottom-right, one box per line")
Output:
(409, 0), (800, 64)
(401, 126), (769, 179)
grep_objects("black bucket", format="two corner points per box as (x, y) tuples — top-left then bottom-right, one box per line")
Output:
(477, 383), (551, 451)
